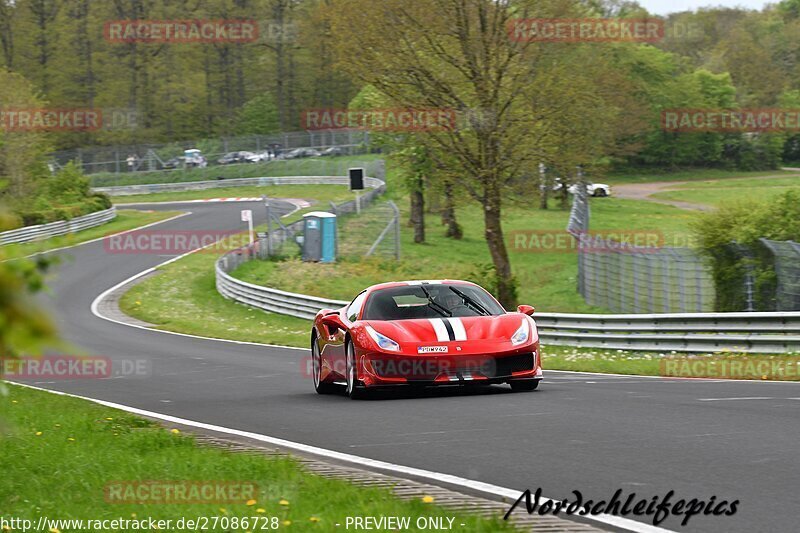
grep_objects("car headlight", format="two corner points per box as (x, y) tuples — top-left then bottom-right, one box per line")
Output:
(366, 326), (401, 352)
(511, 320), (530, 346)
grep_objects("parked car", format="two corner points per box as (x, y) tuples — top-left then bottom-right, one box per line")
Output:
(217, 151), (258, 165)
(568, 182), (611, 197)
(319, 146), (344, 157)
(162, 157), (184, 169)
(283, 147), (322, 159)
(183, 149), (207, 168)
(553, 179), (611, 198)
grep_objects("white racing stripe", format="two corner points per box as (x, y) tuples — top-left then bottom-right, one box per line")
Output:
(429, 318), (450, 342)
(7, 382), (675, 533)
(446, 317), (467, 341)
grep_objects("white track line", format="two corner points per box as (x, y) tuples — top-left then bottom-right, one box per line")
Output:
(7, 381), (673, 533)
(89, 210), (307, 352)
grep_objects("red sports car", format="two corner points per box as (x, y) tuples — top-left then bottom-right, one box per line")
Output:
(310, 280), (542, 398)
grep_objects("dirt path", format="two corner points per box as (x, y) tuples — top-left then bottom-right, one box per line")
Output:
(612, 171), (798, 211)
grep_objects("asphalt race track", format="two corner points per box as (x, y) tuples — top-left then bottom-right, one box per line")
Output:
(21, 200), (800, 533)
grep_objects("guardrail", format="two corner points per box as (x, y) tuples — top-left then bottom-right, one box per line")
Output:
(95, 175), (386, 197)
(216, 255), (800, 353)
(0, 207), (117, 246)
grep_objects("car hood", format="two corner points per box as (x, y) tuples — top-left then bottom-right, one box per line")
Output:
(363, 313), (537, 352)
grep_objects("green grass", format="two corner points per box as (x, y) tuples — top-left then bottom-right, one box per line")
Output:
(606, 168), (793, 185)
(232, 196), (696, 313)
(5, 210), (181, 257)
(0, 384), (516, 531)
(120, 250), (311, 347)
(651, 174), (800, 207)
(90, 155), (381, 188)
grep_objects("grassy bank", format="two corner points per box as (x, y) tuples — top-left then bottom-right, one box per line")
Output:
(231, 197), (696, 313)
(90, 155), (381, 188)
(120, 250), (310, 347)
(0, 384), (515, 531)
(606, 168), (794, 185)
(650, 174), (800, 207)
(7, 210), (181, 257)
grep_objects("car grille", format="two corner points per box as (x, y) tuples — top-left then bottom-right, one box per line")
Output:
(493, 352), (535, 377)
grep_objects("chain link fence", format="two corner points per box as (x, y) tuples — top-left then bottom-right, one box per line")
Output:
(568, 184), (715, 313)
(760, 239), (800, 311)
(577, 240), (715, 313)
(567, 192), (800, 312)
(51, 130), (373, 176)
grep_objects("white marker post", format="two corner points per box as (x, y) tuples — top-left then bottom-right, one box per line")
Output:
(241, 209), (254, 245)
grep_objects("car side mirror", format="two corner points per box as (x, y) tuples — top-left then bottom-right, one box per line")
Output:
(321, 313), (344, 333)
(517, 305), (535, 316)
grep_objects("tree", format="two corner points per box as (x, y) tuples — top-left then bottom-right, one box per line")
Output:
(326, 0), (642, 306)
(237, 92), (280, 135)
(0, 69), (50, 200)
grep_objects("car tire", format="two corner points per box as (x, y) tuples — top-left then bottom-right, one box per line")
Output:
(312, 336), (338, 395)
(345, 340), (366, 399)
(509, 380), (540, 392)
(593, 188), (608, 198)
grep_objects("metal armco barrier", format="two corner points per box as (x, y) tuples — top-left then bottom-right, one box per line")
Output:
(0, 207), (117, 245)
(216, 255), (800, 353)
(95, 175), (385, 197)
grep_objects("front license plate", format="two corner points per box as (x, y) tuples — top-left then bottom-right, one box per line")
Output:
(418, 346), (448, 354)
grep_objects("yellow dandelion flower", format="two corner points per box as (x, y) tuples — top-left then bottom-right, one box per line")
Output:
(219, 508), (227, 515)
(170, 429), (180, 435)
(105, 417), (114, 421)
(279, 499), (289, 506)
(131, 513), (137, 518)
(3, 525), (11, 531)
(49, 528), (60, 533)
(35, 431), (43, 436)
(67, 437), (75, 442)
(422, 495), (435, 503)
(256, 508), (266, 514)
(246, 499), (257, 506)
(282, 520), (291, 526)
(309, 517), (321, 523)
(54, 424), (61, 428)
(135, 301), (141, 305)
(11, 400), (17, 404)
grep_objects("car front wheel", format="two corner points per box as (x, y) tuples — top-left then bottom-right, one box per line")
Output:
(345, 341), (366, 399)
(312, 336), (338, 395)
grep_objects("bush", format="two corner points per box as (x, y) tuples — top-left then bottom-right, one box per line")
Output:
(693, 190), (800, 311)
(8, 163), (112, 228)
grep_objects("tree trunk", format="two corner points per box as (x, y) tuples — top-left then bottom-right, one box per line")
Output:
(483, 186), (516, 309)
(441, 181), (462, 239)
(410, 186), (425, 244)
(559, 183), (569, 209)
(539, 183), (549, 209)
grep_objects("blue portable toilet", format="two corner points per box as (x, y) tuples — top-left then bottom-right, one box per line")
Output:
(302, 212), (337, 263)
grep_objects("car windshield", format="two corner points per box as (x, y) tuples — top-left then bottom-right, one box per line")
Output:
(362, 284), (505, 321)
